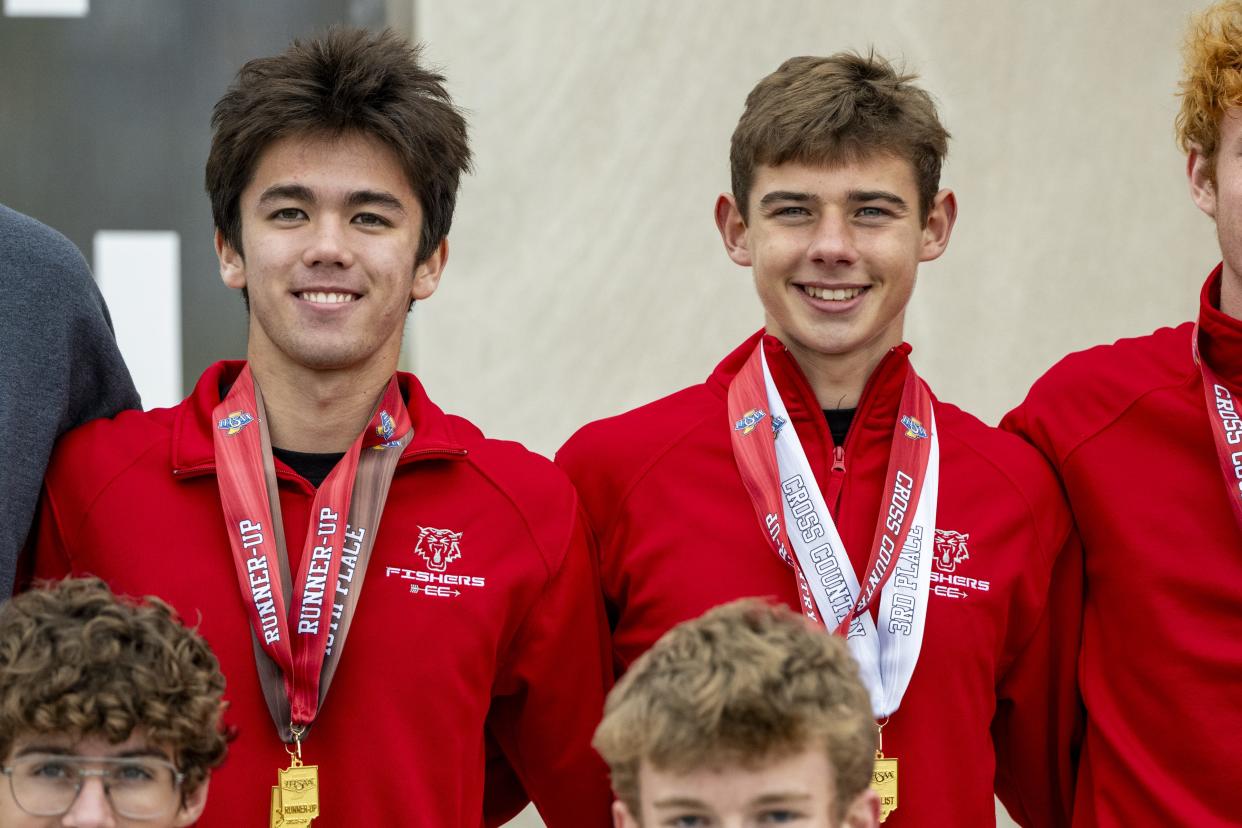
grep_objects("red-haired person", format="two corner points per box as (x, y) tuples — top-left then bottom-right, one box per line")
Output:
(1003, 3), (1242, 824)
(559, 52), (1081, 826)
(26, 28), (611, 828)
(0, 578), (227, 828)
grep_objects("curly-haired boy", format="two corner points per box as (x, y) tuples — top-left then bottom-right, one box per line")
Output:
(0, 578), (227, 827)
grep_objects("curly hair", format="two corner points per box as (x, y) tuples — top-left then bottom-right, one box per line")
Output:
(1176, 1), (1242, 166)
(730, 52), (949, 224)
(0, 578), (228, 794)
(593, 599), (876, 822)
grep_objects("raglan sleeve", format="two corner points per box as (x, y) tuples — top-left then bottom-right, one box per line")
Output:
(991, 496), (1083, 827)
(484, 502), (614, 828)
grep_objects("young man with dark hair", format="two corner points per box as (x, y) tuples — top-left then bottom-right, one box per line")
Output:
(28, 28), (611, 827)
(595, 599), (880, 828)
(0, 577), (227, 828)
(559, 53), (1081, 825)
(1003, 2), (1242, 824)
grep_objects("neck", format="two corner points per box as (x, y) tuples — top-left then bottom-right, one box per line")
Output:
(248, 360), (394, 454)
(1222, 261), (1242, 320)
(783, 338), (891, 410)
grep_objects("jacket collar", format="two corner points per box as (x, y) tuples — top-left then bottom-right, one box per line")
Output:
(1199, 264), (1242, 389)
(171, 361), (467, 475)
(707, 330), (915, 448)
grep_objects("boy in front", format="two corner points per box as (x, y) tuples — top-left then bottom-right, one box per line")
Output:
(559, 53), (1081, 825)
(594, 599), (880, 828)
(0, 578), (227, 828)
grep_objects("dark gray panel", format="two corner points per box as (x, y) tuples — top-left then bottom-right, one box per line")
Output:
(0, 0), (388, 389)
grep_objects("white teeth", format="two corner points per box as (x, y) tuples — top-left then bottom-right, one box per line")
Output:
(299, 291), (357, 304)
(803, 285), (864, 301)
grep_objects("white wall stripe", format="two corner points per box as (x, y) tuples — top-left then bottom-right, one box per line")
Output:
(4, 0), (89, 17)
(93, 230), (182, 410)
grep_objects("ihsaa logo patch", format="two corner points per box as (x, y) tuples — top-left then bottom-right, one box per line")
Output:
(217, 411), (254, 435)
(734, 408), (767, 435)
(900, 415), (928, 440)
(373, 410), (402, 450)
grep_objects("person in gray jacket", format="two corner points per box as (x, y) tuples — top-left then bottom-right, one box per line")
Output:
(0, 203), (139, 597)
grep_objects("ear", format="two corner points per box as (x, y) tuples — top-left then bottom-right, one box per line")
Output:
(172, 776), (210, 827)
(412, 237), (448, 302)
(1188, 145), (1218, 219)
(216, 229), (247, 290)
(611, 798), (640, 828)
(842, 786), (882, 828)
(715, 192), (753, 267)
(918, 188), (957, 263)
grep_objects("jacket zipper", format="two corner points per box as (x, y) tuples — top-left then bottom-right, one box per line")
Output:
(832, 444), (846, 473)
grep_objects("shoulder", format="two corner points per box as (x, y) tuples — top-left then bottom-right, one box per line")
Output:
(1003, 324), (1193, 464)
(44, 406), (174, 508)
(556, 382), (721, 519)
(0, 205), (94, 296)
(440, 413), (583, 573)
(936, 400), (1071, 550)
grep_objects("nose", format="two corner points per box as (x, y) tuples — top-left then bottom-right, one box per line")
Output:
(301, 216), (356, 269)
(807, 210), (859, 267)
(60, 777), (116, 828)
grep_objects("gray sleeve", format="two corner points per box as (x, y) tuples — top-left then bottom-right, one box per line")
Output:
(0, 204), (141, 595)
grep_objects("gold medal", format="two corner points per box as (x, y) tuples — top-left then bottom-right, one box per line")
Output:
(269, 728), (319, 825)
(872, 750), (898, 822)
(279, 760), (320, 822)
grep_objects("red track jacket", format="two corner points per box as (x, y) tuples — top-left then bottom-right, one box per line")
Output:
(559, 332), (1081, 828)
(1003, 267), (1242, 827)
(30, 361), (613, 827)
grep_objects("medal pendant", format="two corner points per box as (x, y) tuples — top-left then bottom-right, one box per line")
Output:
(279, 761), (320, 824)
(270, 786), (284, 827)
(871, 751), (898, 823)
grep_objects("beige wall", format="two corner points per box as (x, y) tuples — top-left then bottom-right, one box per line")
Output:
(406, 2), (1216, 826)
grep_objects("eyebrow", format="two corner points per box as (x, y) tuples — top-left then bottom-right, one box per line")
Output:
(257, 184), (316, 207)
(652, 796), (711, 809)
(345, 189), (407, 215)
(256, 184), (406, 215)
(847, 189), (909, 210)
(759, 190), (819, 207)
(15, 745), (169, 761)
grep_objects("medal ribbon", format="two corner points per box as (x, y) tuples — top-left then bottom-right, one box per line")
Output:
(727, 341), (938, 717)
(213, 364), (412, 740)
(1192, 324), (1242, 532)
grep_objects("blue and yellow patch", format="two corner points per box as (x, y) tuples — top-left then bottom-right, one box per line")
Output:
(217, 411), (254, 435)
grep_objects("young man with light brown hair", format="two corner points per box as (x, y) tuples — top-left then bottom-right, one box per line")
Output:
(560, 52), (1082, 825)
(1003, 2), (1242, 823)
(0, 577), (227, 828)
(595, 599), (880, 828)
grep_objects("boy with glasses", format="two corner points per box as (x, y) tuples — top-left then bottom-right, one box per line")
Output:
(0, 578), (228, 827)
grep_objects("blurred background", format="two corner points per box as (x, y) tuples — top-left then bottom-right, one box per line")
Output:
(0, 1), (1216, 825)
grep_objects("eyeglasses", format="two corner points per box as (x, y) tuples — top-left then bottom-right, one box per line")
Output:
(1, 754), (185, 819)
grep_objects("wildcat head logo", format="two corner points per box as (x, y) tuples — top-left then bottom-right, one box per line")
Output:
(933, 529), (970, 573)
(415, 526), (463, 572)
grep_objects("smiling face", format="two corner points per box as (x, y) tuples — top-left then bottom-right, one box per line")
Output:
(716, 155), (955, 379)
(611, 745), (878, 828)
(0, 733), (207, 828)
(216, 131), (446, 381)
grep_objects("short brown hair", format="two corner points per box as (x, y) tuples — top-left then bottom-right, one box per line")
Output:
(731, 52), (949, 223)
(0, 578), (228, 794)
(206, 26), (471, 264)
(593, 599), (875, 822)
(1176, 1), (1242, 169)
